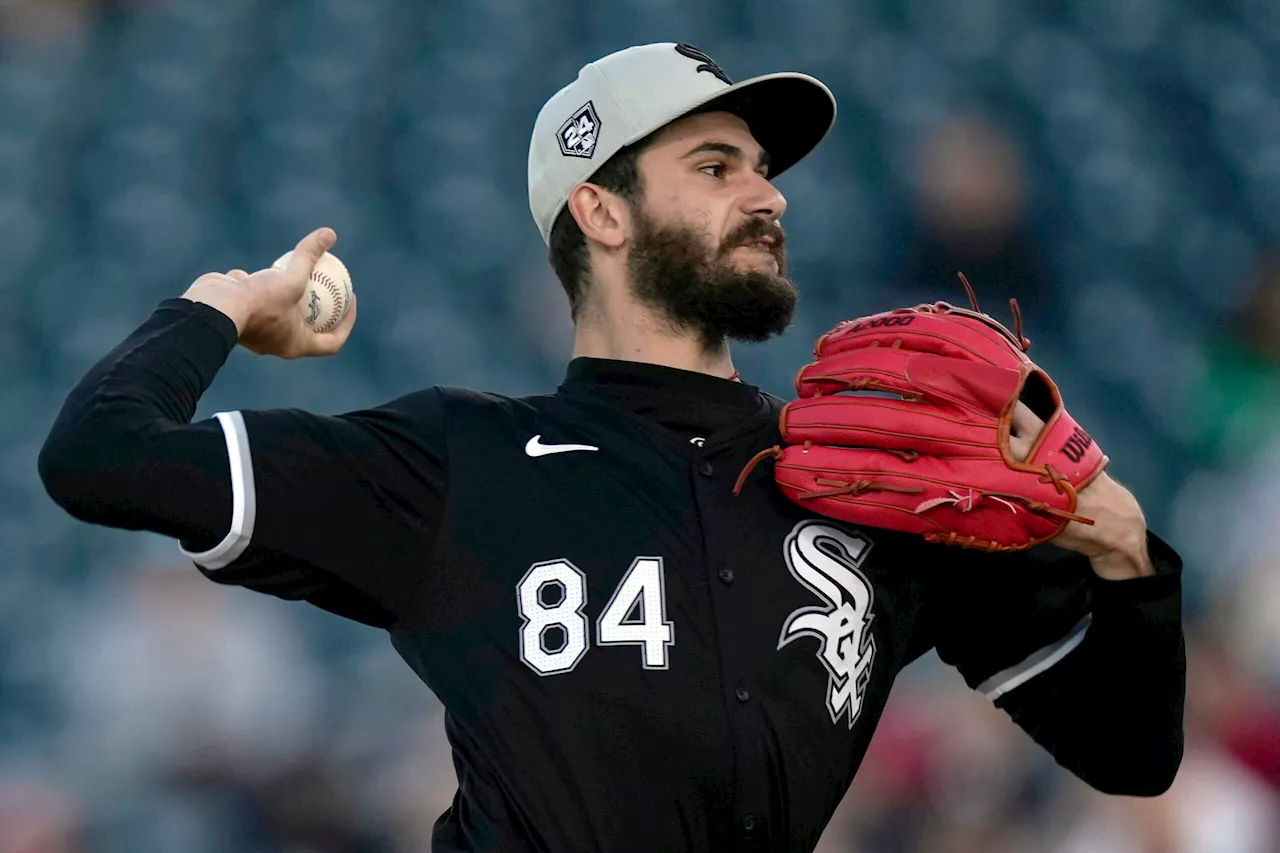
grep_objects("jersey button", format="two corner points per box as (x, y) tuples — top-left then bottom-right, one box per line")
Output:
(698, 460), (714, 477)
(743, 814), (757, 832)
(718, 567), (734, 584)
(735, 684), (750, 703)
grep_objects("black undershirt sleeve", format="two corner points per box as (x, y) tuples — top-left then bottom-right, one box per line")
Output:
(918, 534), (1186, 796)
(39, 299), (448, 628)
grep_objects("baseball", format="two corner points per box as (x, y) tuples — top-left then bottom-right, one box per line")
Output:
(272, 250), (354, 334)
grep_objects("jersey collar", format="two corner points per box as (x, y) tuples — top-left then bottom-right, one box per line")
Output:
(560, 357), (763, 410)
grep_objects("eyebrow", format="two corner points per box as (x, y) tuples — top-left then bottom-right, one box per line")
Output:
(680, 141), (771, 174)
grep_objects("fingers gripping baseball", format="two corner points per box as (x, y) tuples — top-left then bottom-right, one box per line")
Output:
(182, 228), (353, 359)
(265, 227), (338, 310)
(282, 228), (338, 292)
(310, 291), (357, 356)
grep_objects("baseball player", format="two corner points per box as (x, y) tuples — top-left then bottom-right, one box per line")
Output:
(40, 43), (1184, 852)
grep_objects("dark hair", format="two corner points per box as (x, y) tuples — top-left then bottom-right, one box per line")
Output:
(547, 132), (659, 319)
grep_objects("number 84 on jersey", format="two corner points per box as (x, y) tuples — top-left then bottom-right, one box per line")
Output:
(516, 556), (675, 675)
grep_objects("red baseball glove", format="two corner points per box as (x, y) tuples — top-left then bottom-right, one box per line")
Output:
(735, 278), (1108, 552)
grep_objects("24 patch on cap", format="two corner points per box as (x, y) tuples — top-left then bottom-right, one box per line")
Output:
(558, 101), (601, 159)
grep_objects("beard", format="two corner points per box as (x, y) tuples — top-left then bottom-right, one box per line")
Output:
(624, 206), (798, 348)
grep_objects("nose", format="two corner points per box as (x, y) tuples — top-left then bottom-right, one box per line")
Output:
(746, 173), (787, 222)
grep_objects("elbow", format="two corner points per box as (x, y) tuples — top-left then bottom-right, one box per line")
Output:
(1134, 738), (1185, 796)
(1081, 737), (1184, 797)
(38, 434), (90, 518)
(38, 428), (120, 525)
(39, 433), (74, 504)
(1090, 764), (1180, 798)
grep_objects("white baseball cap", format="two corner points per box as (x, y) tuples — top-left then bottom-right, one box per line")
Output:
(528, 42), (837, 244)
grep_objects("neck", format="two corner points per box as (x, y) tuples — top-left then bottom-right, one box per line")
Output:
(571, 304), (736, 380)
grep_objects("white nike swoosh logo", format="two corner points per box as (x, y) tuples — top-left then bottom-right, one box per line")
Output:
(524, 435), (600, 457)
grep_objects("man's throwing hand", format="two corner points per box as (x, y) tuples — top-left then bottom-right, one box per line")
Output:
(182, 228), (357, 359)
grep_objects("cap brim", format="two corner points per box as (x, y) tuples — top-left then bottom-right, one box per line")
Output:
(676, 72), (836, 180)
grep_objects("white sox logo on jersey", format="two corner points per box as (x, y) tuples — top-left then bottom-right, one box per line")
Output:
(778, 521), (877, 729)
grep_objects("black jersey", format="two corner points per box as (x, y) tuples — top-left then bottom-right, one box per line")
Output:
(40, 299), (1186, 853)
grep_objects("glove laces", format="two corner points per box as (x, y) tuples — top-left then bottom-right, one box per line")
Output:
(913, 486), (1094, 524)
(808, 375), (924, 401)
(802, 478), (926, 501)
(733, 447), (1095, 527)
(731, 443), (928, 499)
(956, 272), (1032, 352)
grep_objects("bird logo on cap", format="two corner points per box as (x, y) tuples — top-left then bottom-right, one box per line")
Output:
(674, 43), (732, 85)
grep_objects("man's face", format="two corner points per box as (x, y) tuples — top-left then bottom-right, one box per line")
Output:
(623, 112), (797, 346)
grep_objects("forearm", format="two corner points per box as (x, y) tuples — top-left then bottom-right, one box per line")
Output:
(39, 299), (238, 543)
(997, 535), (1186, 795)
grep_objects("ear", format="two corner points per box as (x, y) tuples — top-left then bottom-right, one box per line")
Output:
(566, 183), (630, 249)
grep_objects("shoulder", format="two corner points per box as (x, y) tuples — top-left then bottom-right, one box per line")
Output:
(354, 386), (553, 421)
(380, 386), (581, 443)
(430, 386), (562, 419)
(760, 390), (788, 415)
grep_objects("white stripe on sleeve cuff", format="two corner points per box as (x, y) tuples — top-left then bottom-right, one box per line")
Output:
(977, 614), (1092, 701)
(180, 410), (257, 570)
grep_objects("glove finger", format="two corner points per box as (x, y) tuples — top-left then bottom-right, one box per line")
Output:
(782, 395), (1002, 459)
(797, 346), (919, 399)
(799, 349), (1022, 419)
(904, 353), (1023, 417)
(817, 308), (1027, 366)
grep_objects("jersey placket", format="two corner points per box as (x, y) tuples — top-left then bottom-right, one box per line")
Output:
(689, 444), (774, 850)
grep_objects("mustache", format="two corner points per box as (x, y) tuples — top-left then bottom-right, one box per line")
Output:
(721, 218), (786, 255)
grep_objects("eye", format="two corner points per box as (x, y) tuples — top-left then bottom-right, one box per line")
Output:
(699, 163), (726, 179)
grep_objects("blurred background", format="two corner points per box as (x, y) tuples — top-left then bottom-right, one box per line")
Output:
(1, 0), (1278, 850)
